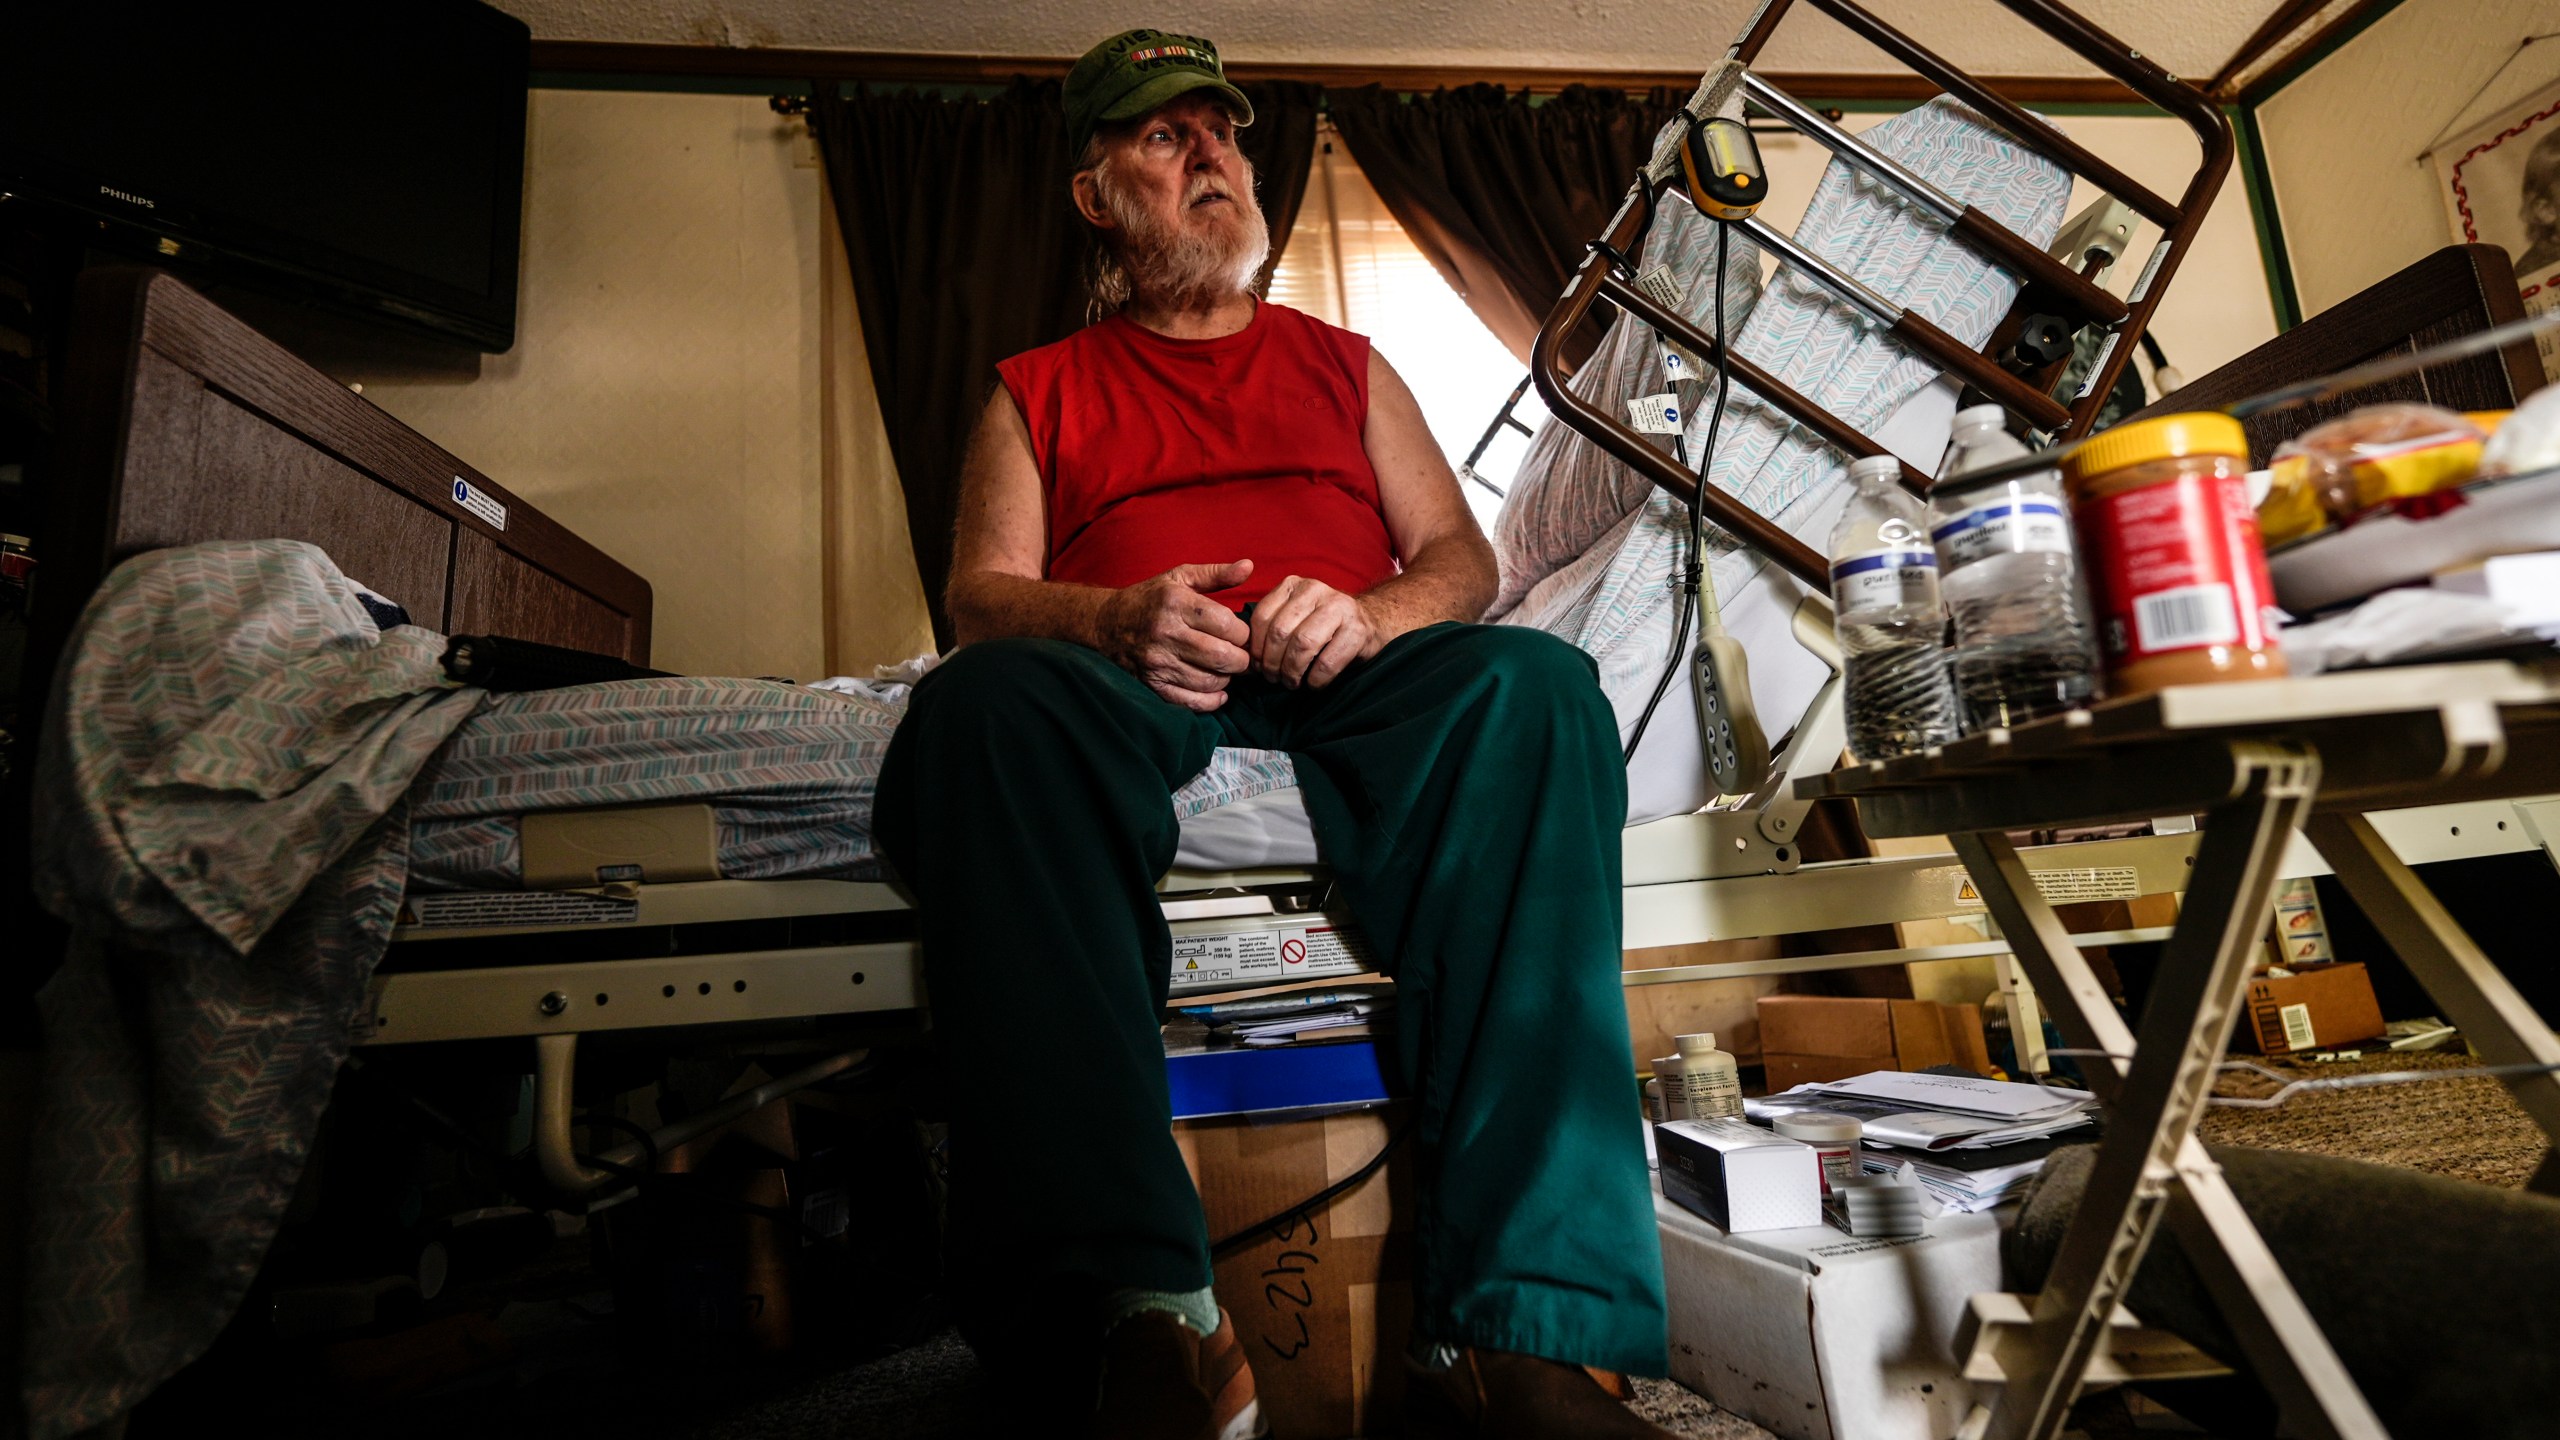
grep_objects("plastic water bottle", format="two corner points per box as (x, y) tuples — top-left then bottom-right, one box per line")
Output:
(1928, 405), (2101, 731)
(1829, 454), (1957, 760)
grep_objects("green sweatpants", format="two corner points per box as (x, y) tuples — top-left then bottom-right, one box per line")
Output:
(872, 623), (1667, 1376)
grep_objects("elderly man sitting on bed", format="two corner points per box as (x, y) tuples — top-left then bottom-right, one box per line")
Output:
(873, 28), (1671, 1440)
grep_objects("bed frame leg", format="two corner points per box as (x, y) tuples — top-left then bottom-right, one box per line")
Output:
(532, 1032), (613, 1197)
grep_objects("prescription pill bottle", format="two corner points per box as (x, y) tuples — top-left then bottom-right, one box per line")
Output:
(2062, 412), (2285, 697)
(1773, 1114), (1863, 1195)
(1672, 1033), (1743, 1120)
(1652, 1052), (1691, 1120)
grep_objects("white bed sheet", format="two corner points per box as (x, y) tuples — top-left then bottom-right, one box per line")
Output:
(1173, 784), (1322, 870)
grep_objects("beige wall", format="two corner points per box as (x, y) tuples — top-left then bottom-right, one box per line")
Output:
(1754, 109), (2277, 386)
(350, 88), (933, 680)
(2259, 0), (2560, 317)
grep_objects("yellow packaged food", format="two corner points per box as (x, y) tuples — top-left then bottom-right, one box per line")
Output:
(2348, 432), (2482, 509)
(2256, 455), (2327, 544)
(2268, 403), (2486, 521)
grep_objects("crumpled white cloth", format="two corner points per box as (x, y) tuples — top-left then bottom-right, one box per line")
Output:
(807, 651), (944, 706)
(2277, 589), (2521, 675)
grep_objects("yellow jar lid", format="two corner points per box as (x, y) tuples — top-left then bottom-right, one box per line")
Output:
(2062, 411), (2249, 482)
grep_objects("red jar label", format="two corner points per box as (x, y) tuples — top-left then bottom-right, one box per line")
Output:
(2078, 472), (2277, 666)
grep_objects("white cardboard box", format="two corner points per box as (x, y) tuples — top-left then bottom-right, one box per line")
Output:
(1657, 1191), (2001, 1440)
(1654, 1118), (1822, 1232)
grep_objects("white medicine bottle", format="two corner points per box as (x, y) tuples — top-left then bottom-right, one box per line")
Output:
(1652, 1049), (1691, 1120)
(1672, 1032), (1743, 1120)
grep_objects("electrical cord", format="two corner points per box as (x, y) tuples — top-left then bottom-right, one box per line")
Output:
(1208, 1109), (1417, 1258)
(1624, 218), (1736, 763)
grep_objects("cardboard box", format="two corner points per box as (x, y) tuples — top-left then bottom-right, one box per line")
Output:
(1658, 1191), (1998, 1440)
(1762, 1052), (1893, 1090)
(1176, 1107), (1411, 1437)
(1654, 1118), (1822, 1232)
(1758, 996), (1991, 1091)
(2242, 962), (2386, 1055)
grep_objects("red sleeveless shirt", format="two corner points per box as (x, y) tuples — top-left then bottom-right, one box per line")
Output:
(996, 301), (1398, 613)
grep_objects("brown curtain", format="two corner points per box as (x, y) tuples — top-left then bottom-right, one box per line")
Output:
(813, 79), (1320, 647)
(1328, 84), (1685, 368)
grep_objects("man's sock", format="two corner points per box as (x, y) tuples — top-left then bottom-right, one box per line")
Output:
(1102, 1284), (1221, 1337)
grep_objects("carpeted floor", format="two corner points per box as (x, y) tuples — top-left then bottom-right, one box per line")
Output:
(2198, 1047), (2543, 1188)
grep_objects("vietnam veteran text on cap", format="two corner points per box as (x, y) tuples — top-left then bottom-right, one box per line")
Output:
(1064, 29), (1254, 158)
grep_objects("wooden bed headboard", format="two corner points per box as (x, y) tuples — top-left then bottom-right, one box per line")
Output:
(34, 268), (652, 696)
(2126, 244), (2545, 457)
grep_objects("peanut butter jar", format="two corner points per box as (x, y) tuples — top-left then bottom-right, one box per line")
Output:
(2062, 412), (2286, 697)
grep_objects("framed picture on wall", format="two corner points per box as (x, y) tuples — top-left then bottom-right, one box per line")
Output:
(2434, 77), (2560, 386)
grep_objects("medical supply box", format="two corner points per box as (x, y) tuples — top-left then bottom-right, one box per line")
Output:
(1654, 1117), (1822, 1232)
(1658, 1192), (1999, 1440)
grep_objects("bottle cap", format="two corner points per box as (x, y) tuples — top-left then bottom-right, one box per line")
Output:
(1675, 1032), (1719, 1055)
(1951, 403), (2008, 434)
(1845, 455), (1901, 486)
(2061, 411), (2248, 483)
(1773, 1113), (1863, 1144)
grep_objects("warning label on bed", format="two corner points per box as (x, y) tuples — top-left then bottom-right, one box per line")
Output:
(1170, 923), (1374, 989)
(451, 476), (507, 531)
(1949, 866), (2141, 908)
(400, 890), (637, 929)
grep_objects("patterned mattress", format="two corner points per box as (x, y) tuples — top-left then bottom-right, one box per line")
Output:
(405, 675), (1302, 887)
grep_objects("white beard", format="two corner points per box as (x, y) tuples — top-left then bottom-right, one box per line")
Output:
(1095, 161), (1272, 311)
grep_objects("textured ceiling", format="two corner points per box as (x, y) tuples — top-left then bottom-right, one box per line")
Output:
(500, 0), (2287, 82)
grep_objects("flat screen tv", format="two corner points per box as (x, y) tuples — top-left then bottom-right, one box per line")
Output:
(1, 1), (530, 352)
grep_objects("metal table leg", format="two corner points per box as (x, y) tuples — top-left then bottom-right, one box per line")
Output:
(2305, 811), (2560, 1193)
(1948, 744), (2387, 1440)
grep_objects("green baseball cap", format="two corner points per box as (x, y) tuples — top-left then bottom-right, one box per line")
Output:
(1064, 28), (1254, 159)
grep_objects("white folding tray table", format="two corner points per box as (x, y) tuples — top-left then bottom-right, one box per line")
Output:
(1803, 659), (2560, 1440)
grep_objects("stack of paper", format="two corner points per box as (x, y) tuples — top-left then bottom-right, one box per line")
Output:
(1862, 1151), (2052, 1214)
(1746, 1071), (2095, 1150)
(1174, 986), (1395, 1048)
(1744, 1070), (2097, 1213)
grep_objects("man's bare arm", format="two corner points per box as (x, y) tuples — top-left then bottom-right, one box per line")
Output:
(1247, 350), (1497, 688)
(945, 389), (1253, 711)
(1358, 349), (1499, 633)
